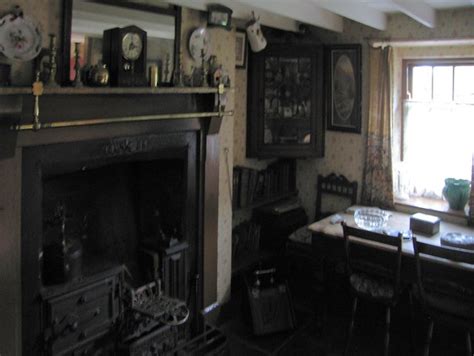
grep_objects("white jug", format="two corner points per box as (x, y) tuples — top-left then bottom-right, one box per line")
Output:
(246, 16), (267, 53)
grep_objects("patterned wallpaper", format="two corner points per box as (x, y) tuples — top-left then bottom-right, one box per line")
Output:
(297, 7), (474, 220)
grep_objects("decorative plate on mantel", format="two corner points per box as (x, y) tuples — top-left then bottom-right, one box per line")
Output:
(0, 12), (42, 61)
(188, 27), (211, 61)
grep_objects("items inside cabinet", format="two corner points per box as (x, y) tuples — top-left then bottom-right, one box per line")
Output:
(247, 42), (324, 158)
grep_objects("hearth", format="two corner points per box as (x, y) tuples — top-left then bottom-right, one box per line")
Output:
(21, 132), (202, 355)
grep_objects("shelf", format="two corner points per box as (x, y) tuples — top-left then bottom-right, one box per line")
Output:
(0, 86), (230, 96)
(234, 191), (297, 212)
(232, 250), (274, 275)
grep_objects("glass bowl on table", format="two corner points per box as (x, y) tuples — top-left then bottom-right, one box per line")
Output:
(354, 208), (389, 231)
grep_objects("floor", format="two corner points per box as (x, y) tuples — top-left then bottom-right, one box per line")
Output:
(217, 262), (471, 356)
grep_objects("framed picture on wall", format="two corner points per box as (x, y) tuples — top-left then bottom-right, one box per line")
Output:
(326, 44), (361, 133)
(235, 30), (247, 69)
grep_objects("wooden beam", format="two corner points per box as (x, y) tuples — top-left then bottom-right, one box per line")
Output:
(308, 0), (387, 30)
(392, 0), (436, 28)
(164, 0), (299, 32)
(234, 0), (344, 32)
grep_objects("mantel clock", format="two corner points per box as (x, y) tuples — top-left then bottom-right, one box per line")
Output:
(103, 25), (147, 87)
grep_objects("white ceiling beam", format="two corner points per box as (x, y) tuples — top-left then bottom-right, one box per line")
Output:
(234, 0), (344, 32)
(164, 0), (300, 32)
(308, 0), (387, 30)
(391, 0), (436, 28)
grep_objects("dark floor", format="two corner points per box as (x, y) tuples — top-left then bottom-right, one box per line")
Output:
(217, 263), (471, 356)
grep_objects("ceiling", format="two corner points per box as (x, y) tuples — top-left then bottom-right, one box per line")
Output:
(164, 0), (473, 33)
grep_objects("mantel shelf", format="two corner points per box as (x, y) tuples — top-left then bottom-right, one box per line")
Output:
(0, 86), (231, 96)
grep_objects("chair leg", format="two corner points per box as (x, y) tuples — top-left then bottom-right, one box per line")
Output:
(344, 297), (358, 356)
(384, 306), (391, 356)
(423, 319), (434, 356)
(408, 290), (417, 355)
(466, 332), (472, 356)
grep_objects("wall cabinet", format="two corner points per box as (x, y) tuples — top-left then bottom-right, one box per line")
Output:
(247, 43), (324, 158)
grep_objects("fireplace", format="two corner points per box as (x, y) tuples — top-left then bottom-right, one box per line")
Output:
(0, 90), (223, 355)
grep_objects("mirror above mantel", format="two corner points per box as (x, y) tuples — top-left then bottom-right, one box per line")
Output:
(61, 0), (181, 86)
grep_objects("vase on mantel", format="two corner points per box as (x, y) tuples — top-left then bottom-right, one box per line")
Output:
(442, 178), (471, 210)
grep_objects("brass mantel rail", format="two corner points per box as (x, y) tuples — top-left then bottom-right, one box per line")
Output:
(9, 81), (232, 131)
(10, 110), (234, 131)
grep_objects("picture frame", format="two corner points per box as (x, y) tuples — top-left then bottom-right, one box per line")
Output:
(326, 44), (361, 133)
(235, 30), (247, 69)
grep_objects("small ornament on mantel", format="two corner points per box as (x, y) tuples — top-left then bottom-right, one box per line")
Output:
(46, 34), (59, 87)
(72, 42), (83, 87)
(163, 53), (171, 84)
(173, 49), (184, 87)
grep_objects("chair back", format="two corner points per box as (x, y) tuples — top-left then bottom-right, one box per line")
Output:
(315, 173), (357, 221)
(342, 222), (403, 298)
(412, 238), (474, 305)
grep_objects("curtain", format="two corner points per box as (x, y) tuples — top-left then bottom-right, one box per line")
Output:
(361, 46), (394, 209)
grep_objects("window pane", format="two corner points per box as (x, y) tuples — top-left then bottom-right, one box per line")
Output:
(433, 66), (453, 102)
(454, 66), (474, 103)
(401, 101), (474, 200)
(412, 66), (432, 100)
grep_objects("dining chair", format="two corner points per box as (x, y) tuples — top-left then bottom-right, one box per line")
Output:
(342, 222), (403, 356)
(315, 173), (358, 221)
(412, 237), (474, 356)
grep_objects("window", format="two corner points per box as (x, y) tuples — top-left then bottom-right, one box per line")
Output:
(396, 59), (474, 202)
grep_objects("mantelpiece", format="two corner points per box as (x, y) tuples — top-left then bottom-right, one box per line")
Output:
(0, 86), (224, 95)
(0, 86), (228, 354)
(0, 85), (232, 156)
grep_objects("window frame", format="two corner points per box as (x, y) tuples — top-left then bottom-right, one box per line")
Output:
(402, 58), (474, 101)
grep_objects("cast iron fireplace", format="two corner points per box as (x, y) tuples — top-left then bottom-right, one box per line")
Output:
(21, 131), (204, 354)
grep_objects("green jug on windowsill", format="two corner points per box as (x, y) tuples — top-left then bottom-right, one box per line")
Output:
(442, 178), (471, 211)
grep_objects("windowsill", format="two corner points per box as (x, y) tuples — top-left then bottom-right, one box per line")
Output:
(394, 196), (469, 225)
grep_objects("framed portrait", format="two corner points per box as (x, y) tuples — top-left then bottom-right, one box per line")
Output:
(235, 30), (247, 69)
(326, 44), (361, 133)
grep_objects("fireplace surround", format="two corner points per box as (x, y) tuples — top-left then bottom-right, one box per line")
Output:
(0, 89), (223, 355)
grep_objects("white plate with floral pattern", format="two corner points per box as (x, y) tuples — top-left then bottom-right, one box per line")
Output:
(188, 27), (211, 61)
(0, 13), (42, 61)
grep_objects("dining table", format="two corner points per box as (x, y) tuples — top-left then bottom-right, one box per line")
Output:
(291, 206), (474, 283)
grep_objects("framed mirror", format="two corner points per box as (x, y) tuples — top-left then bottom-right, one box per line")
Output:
(61, 0), (181, 86)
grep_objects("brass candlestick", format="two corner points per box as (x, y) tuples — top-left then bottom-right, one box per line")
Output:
(46, 34), (59, 87)
(72, 42), (83, 87)
(163, 53), (171, 83)
(200, 49), (208, 87)
(173, 49), (184, 87)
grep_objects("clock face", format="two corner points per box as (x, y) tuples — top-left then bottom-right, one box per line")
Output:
(121, 32), (143, 61)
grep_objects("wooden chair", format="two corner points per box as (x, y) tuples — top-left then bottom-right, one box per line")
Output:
(315, 173), (358, 221)
(342, 222), (403, 356)
(412, 238), (474, 356)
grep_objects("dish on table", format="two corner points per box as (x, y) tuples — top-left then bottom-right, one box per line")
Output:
(441, 232), (474, 250)
(354, 208), (389, 231)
